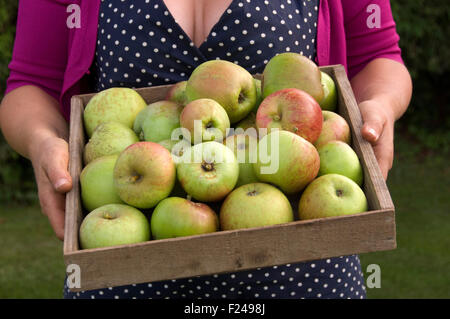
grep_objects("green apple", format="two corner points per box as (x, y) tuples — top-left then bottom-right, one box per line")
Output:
(80, 154), (124, 212)
(253, 78), (263, 113)
(317, 140), (364, 186)
(185, 59), (257, 123)
(256, 88), (323, 143)
(79, 203), (150, 249)
(298, 174), (368, 220)
(151, 197), (219, 239)
(83, 121), (139, 164)
(253, 130), (320, 194)
(220, 183), (294, 230)
(165, 80), (188, 106)
(262, 52), (324, 103)
(234, 112), (258, 138)
(224, 134), (260, 187)
(180, 98), (230, 144)
(314, 111), (351, 148)
(83, 87), (147, 137)
(176, 141), (239, 202)
(319, 71), (338, 111)
(113, 142), (176, 209)
(133, 100), (183, 143)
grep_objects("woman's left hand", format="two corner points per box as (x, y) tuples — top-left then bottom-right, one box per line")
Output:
(358, 99), (396, 181)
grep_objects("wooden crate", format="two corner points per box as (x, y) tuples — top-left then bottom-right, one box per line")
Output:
(64, 65), (396, 292)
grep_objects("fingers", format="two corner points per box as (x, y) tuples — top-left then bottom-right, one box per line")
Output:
(358, 100), (394, 180)
(38, 181), (66, 240)
(41, 138), (73, 193)
(33, 137), (73, 240)
(359, 101), (386, 144)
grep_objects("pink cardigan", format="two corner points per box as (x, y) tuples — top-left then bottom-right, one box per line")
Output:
(5, 0), (403, 121)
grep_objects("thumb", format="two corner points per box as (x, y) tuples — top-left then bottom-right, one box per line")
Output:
(43, 145), (73, 193)
(359, 102), (386, 144)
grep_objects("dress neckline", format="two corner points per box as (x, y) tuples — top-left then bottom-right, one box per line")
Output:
(158, 0), (238, 52)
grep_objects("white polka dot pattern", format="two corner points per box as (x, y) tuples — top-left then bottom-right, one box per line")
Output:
(92, 0), (319, 91)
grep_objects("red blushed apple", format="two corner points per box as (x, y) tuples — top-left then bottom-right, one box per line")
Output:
(314, 110), (351, 148)
(256, 88), (323, 144)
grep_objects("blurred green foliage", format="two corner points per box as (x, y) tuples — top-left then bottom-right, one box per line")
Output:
(0, 0), (449, 202)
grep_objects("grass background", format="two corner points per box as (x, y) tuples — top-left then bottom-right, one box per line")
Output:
(0, 132), (449, 299)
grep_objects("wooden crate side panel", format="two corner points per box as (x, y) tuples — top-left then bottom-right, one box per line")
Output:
(332, 65), (394, 212)
(65, 209), (395, 292)
(64, 97), (85, 254)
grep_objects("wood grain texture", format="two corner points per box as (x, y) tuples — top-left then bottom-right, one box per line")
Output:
(64, 65), (396, 291)
(65, 209), (395, 292)
(64, 97), (85, 254)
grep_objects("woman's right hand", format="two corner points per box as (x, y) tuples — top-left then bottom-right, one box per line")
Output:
(30, 135), (73, 240)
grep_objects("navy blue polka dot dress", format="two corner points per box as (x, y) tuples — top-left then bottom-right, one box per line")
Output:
(64, 0), (367, 299)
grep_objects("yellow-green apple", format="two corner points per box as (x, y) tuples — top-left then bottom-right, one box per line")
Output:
(298, 174), (368, 220)
(253, 130), (320, 194)
(150, 197), (219, 239)
(180, 98), (230, 144)
(166, 80), (188, 106)
(80, 154), (124, 212)
(83, 121), (139, 164)
(252, 78), (263, 113)
(317, 140), (364, 186)
(185, 60), (257, 123)
(319, 71), (338, 111)
(314, 111), (351, 148)
(234, 112), (258, 138)
(220, 183), (294, 230)
(84, 87), (146, 137)
(133, 100), (183, 143)
(176, 141), (239, 202)
(79, 203), (150, 249)
(255, 88), (323, 143)
(158, 138), (192, 163)
(113, 142), (176, 208)
(262, 52), (324, 103)
(224, 134), (259, 187)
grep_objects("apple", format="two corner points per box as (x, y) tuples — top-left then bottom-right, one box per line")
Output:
(220, 183), (294, 230)
(314, 111), (351, 148)
(256, 88), (323, 144)
(185, 59), (257, 123)
(319, 71), (338, 111)
(165, 80), (188, 106)
(176, 141), (239, 202)
(262, 52), (324, 103)
(80, 154), (124, 212)
(180, 98), (230, 144)
(317, 140), (364, 186)
(253, 78), (263, 113)
(83, 87), (147, 137)
(79, 203), (150, 249)
(133, 100), (183, 143)
(224, 134), (260, 187)
(234, 111), (258, 138)
(298, 174), (368, 220)
(253, 130), (320, 194)
(83, 121), (139, 164)
(150, 197), (219, 239)
(113, 142), (176, 209)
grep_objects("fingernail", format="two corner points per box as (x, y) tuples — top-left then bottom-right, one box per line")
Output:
(367, 128), (379, 140)
(54, 178), (69, 190)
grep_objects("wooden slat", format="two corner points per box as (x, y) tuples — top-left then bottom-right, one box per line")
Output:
(65, 209), (395, 292)
(332, 65), (395, 211)
(64, 97), (85, 254)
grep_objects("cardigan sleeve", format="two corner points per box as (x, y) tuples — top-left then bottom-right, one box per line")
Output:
(4, 0), (72, 101)
(342, 0), (404, 79)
